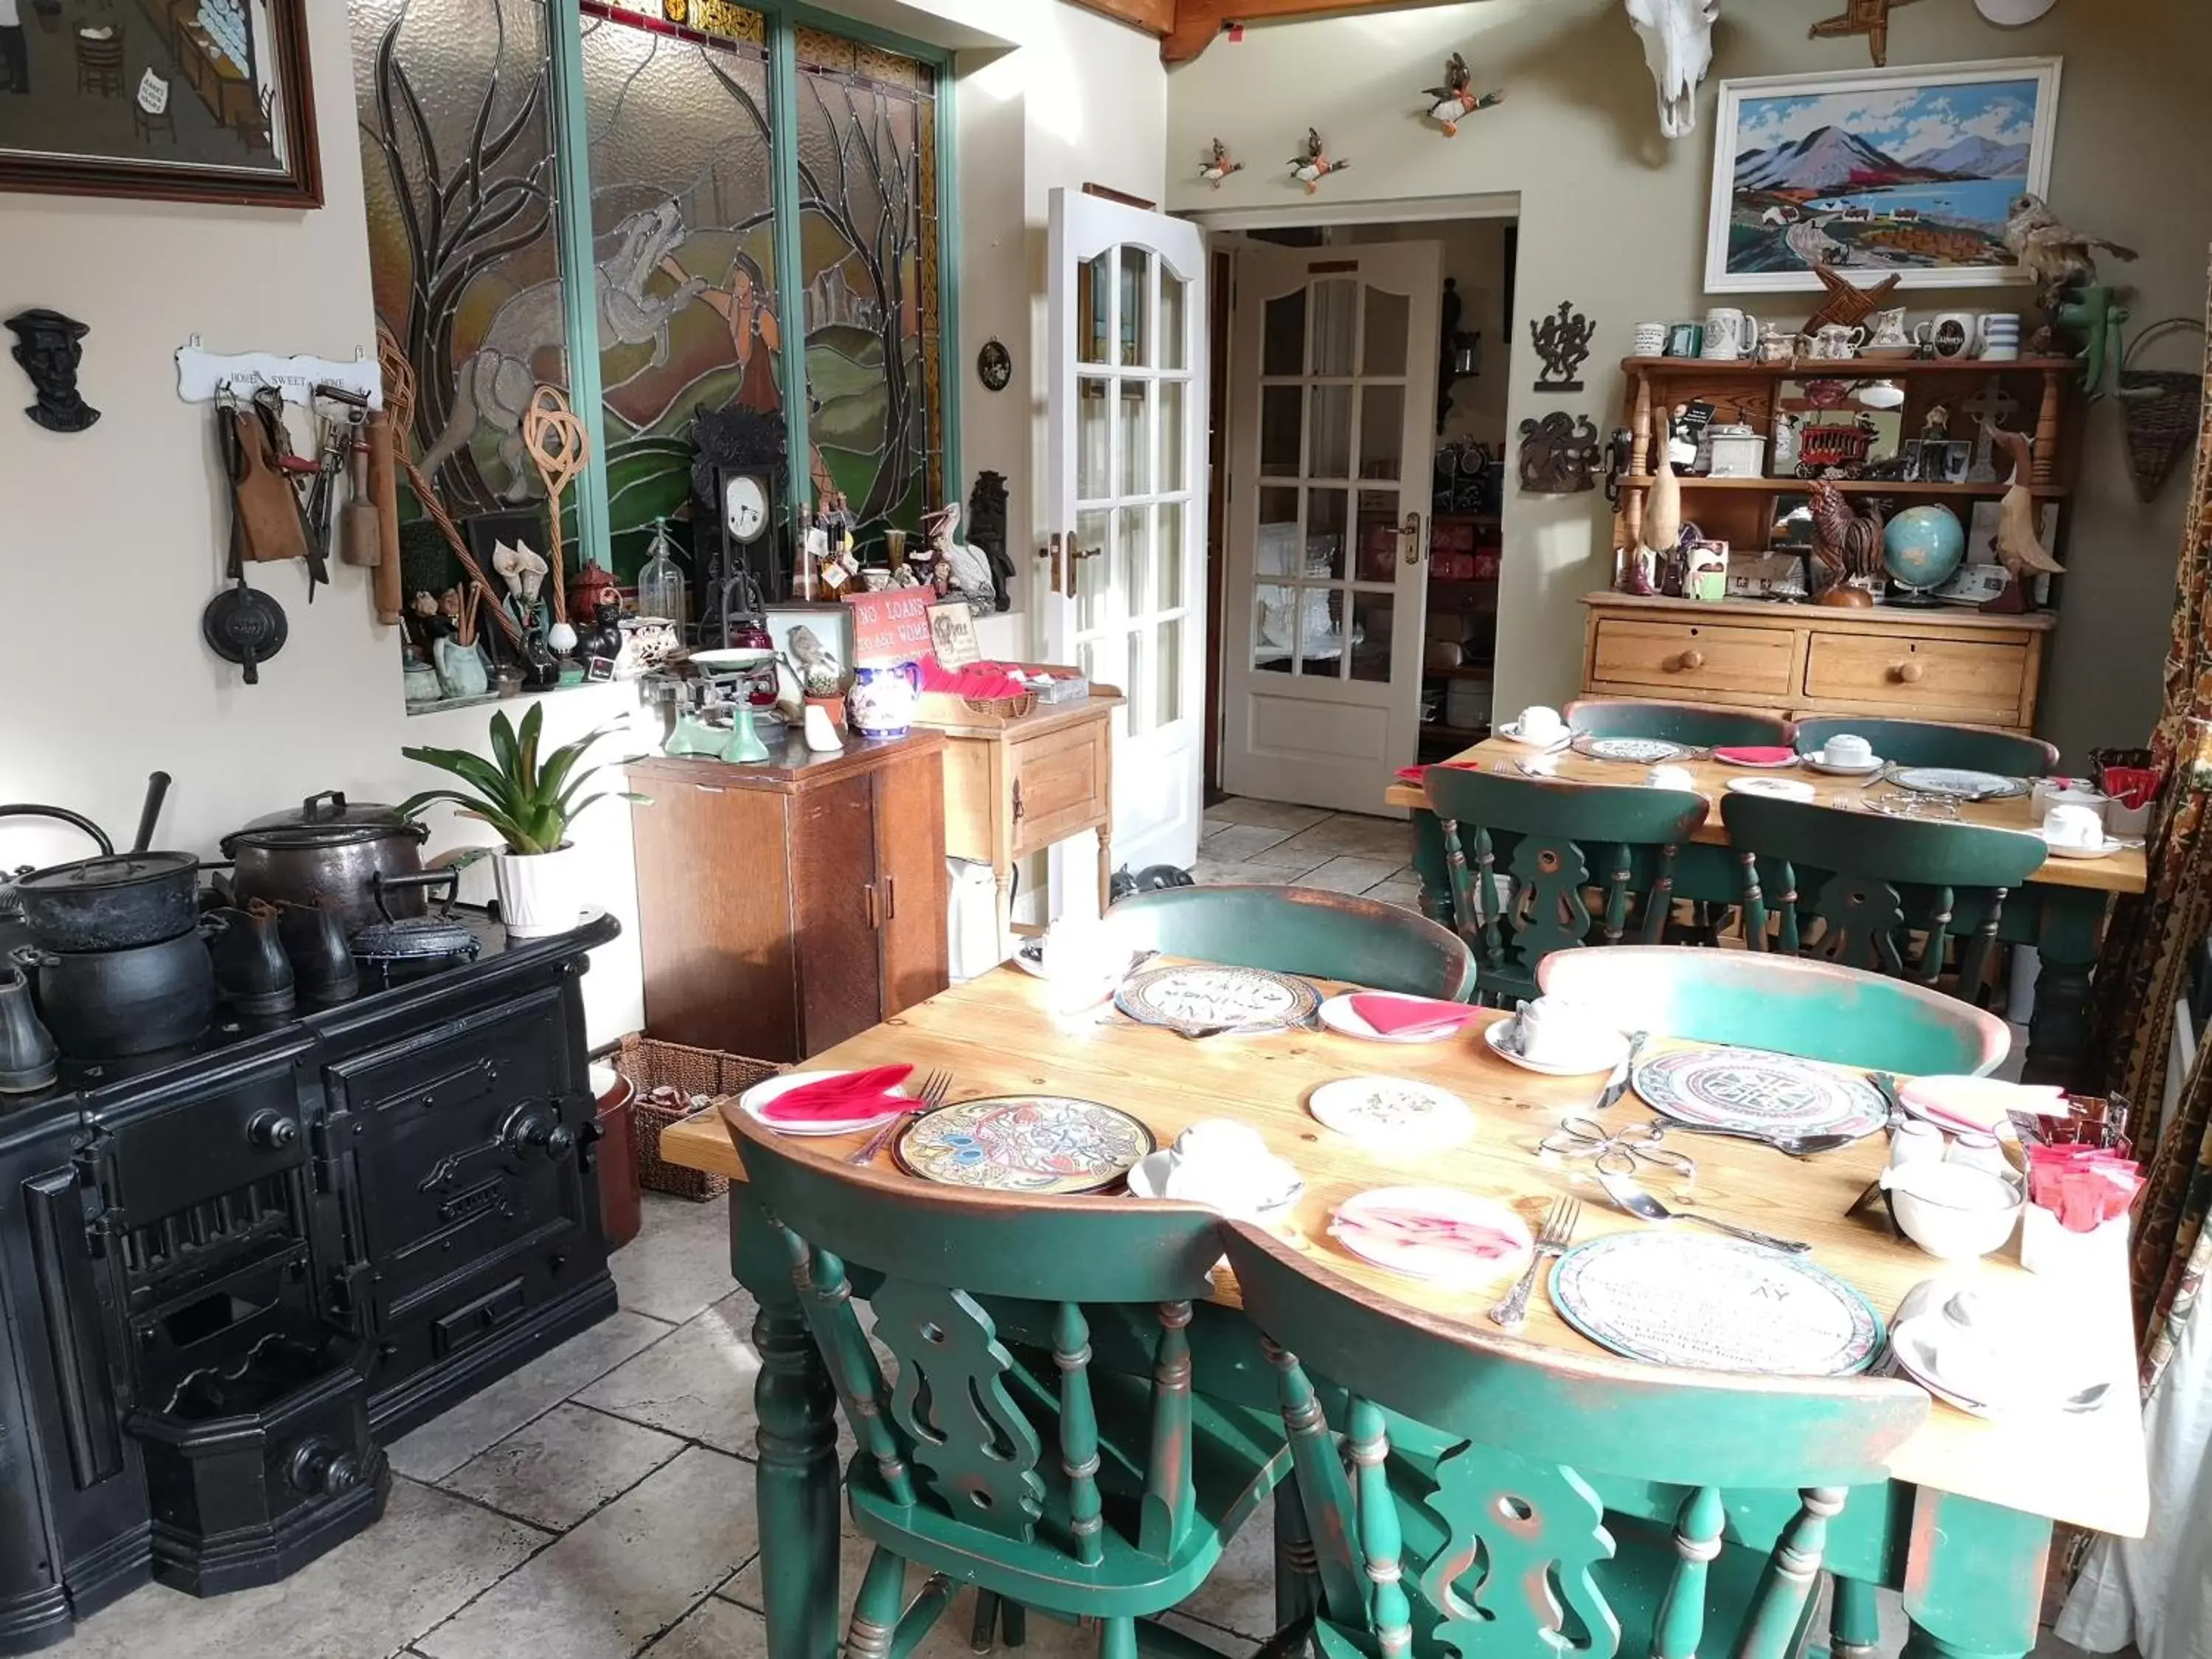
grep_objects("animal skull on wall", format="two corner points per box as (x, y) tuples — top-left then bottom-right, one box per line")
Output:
(1625, 0), (1719, 139)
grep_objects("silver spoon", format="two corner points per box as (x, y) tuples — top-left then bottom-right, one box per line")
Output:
(1652, 1121), (1860, 1158)
(1595, 1167), (1811, 1253)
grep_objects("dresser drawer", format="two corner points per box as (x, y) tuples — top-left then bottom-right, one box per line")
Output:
(1803, 633), (2029, 719)
(1589, 619), (1795, 699)
(1009, 720), (1110, 856)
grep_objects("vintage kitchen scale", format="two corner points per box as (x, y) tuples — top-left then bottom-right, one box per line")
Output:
(645, 648), (782, 764)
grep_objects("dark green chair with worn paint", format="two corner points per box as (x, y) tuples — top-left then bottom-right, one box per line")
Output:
(726, 1109), (1289, 1659)
(1220, 1221), (1929, 1659)
(1539, 946), (2011, 1076)
(1793, 717), (2059, 777)
(1719, 794), (2049, 1001)
(1564, 698), (1795, 749)
(1109, 885), (1476, 1001)
(1422, 768), (1710, 1006)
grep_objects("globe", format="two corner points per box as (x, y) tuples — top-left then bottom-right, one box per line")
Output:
(1883, 504), (1967, 594)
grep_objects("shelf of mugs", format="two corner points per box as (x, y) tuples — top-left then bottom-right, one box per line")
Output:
(1618, 474), (2069, 498)
(1620, 355), (2080, 375)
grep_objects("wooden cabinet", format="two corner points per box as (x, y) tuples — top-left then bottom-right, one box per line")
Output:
(628, 732), (949, 1062)
(1580, 594), (2053, 733)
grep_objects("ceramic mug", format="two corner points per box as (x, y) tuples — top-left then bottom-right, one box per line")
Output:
(1977, 312), (2023, 361)
(1514, 704), (1565, 743)
(1663, 321), (1704, 358)
(1513, 996), (1600, 1066)
(2043, 803), (2105, 849)
(1700, 307), (1759, 361)
(1808, 324), (1866, 359)
(1916, 312), (1977, 359)
(1646, 764), (1696, 790)
(1631, 321), (1669, 357)
(1820, 732), (1875, 768)
(849, 660), (922, 738)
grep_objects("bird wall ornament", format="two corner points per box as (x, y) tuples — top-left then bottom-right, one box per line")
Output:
(1422, 52), (1506, 137)
(1198, 137), (1243, 189)
(1287, 128), (1348, 194)
(2002, 192), (2139, 328)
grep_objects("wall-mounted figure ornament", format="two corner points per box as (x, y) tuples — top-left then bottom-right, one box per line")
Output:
(1809, 0), (1923, 66)
(5, 309), (100, 433)
(966, 470), (1015, 613)
(976, 338), (1013, 392)
(1287, 129), (1349, 195)
(1624, 0), (1719, 139)
(1530, 302), (1597, 392)
(1517, 413), (1601, 495)
(1198, 138), (1243, 189)
(1422, 53), (1506, 137)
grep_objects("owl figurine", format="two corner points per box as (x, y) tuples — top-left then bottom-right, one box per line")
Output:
(1198, 137), (1242, 189)
(1422, 52), (1506, 136)
(1287, 128), (1348, 194)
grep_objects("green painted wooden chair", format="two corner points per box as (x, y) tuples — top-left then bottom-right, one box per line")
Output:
(1563, 698), (1795, 749)
(1719, 795), (2049, 1000)
(725, 1109), (1290, 1659)
(1109, 885), (1477, 1001)
(1422, 769), (1710, 1006)
(1220, 1222), (1928, 1659)
(1792, 717), (2059, 778)
(1538, 946), (2011, 1076)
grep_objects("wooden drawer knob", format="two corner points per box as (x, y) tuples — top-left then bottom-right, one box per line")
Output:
(1891, 660), (1925, 684)
(1674, 649), (1705, 672)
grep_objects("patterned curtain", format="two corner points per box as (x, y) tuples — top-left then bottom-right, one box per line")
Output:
(2088, 249), (2212, 1391)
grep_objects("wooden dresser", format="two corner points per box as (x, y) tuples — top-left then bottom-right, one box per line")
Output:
(1579, 592), (2055, 733)
(627, 731), (948, 1062)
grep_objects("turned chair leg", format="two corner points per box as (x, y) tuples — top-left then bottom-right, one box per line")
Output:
(972, 1591), (1002, 1655)
(848, 1546), (908, 1659)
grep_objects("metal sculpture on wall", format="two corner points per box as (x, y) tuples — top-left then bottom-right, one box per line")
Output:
(5, 308), (99, 432)
(1530, 301), (1596, 392)
(966, 470), (1012, 613)
(1517, 413), (1601, 495)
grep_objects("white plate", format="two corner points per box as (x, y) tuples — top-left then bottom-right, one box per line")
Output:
(1496, 721), (1571, 751)
(1330, 1187), (1531, 1284)
(1127, 1149), (1304, 1217)
(1317, 992), (1478, 1043)
(1482, 1018), (1629, 1077)
(1726, 777), (1817, 801)
(1891, 766), (2025, 801)
(737, 1068), (909, 1138)
(1896, 1074), (2051, 1139)
(1803, 753), (1886, 776)
(2042, 832), (2134, 860)
(1307, 1076), (1475, 1150)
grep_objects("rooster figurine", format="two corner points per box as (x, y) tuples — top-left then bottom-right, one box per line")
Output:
(1806, 478), (1883, 608)
(1198, 137), (1242, 190)
(1422, 52), (1506, 136)
(1287, 128), (1348, 194)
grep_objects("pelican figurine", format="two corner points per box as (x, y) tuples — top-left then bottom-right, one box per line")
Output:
(1198, 137), (1243, 189)
(1287, 128), (1349, 194)
(1423, 52), (1506, 136)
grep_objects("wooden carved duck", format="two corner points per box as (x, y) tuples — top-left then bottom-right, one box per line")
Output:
(1423, 52), (1506, 136)
(1198, 138), (1243, 189)
(1287, 128), (1348, 194)
(1989, 428), (2065, 579)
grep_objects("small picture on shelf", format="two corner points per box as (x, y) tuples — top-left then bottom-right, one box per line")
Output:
(1769, 493), (1817, 550)
(1775, 380), (1899, 477)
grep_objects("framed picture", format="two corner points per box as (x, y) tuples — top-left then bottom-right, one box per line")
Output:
(0, 0), (321, 206)
(766, 602), (855, 696)
(1776, 380), (1900, 476)
(926, 601), (981, 668)
(1705, 58), (2062, 293)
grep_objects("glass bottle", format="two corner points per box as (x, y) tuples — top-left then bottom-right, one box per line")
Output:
(636, 518), (686, 624)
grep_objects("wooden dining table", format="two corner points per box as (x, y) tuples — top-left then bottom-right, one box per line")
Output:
(1386, 738), (2148, 1087)
(658, 964), (2148, 1659)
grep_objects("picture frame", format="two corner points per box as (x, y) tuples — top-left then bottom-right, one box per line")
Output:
(766, 602), (855, 696)
(1705, 58), (2062, 293)
(0, 0), (322, 206)
(926, 601), (981, 668)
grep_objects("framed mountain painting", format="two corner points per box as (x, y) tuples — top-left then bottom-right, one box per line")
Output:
(1705, 58), (2061, 293)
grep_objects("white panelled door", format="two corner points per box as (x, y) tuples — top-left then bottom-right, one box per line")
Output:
(1043, 188), (1209, 886)
(1221, 241), (1443, 814)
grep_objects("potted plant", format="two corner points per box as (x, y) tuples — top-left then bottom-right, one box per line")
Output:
(398, 703), (642, 939)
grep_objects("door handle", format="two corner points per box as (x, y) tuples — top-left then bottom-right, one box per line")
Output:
(1043, 533), (1062, 597)
(883, 875), (896, 922)
(864, 881), (880, 929)
(1012, 779), (1025, 824)
(1399, 510), (1424, 564)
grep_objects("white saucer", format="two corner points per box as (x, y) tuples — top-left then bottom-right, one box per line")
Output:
(1316, 992), (1478, 1043)
(2042, 832), (2134, 860)
(737, 1068), (908, 1137)
(1496, 721), (1571, 751)
(1803, 753), (1885, 776)
(1726, 777), (1816, 801)
(1482, 1018), (1630, 1077)
(1307, 1076), (1475, 1150)
(1126, 1150), (1304, 1217)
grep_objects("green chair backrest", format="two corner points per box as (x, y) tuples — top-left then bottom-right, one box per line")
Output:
(727, 1109), (1221, 1565)
(1109, 884), (1476, 1001)
(1538, 945), (2011, 1075)
(1719, 794), (2049, 994)
(1221, 1223), (1927, 1659)
(1565, 698), (1795, 748)
(1423, 768), (1710, 1005)
(1792, 717), (2059, 778)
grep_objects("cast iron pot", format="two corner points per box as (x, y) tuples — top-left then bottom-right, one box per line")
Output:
(13, 851), (203, 953)
(221, 791), (450, 933)
(13, 925), (219, 1059)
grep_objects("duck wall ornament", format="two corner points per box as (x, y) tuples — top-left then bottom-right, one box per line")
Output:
(1199, 138), (1243, 189)
(1422, 52), (1506, 136)
(1624, 0), (1719, 139)
(1287, 128), (1349, 194)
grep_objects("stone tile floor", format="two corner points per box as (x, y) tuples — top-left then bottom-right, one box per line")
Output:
(1197, 798), (1422, 910)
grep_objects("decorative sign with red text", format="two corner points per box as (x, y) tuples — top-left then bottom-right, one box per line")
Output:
(844, 588), (933, 664)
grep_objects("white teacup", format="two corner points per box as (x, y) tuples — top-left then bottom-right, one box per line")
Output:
(1631, 321), (1669, 357)
(2043, 804), (2105, 849)
(1646, 764), (1696, 791)
(1514, 705), (1565, 742)
(1513, 996), (1603, 1066)
(1820, 733), (1875, 768)
(1039, 917), (1116, 1008)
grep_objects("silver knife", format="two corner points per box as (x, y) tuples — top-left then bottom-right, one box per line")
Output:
(1593, 1031), (1648, 1113)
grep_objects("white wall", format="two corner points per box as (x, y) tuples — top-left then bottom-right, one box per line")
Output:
(1166, 0), (2212, 766)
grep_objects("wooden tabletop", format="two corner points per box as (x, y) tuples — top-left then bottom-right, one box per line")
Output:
(1382, 736), (2146, 897)
(657, 966), (2149, 1538)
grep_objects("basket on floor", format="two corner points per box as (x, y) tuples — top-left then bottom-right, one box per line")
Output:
(612, 1033), (784, 1201)
(2115, 317), (2206, 504)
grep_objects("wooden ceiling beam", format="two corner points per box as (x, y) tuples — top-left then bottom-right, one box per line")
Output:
(1065, 0), (1461, 64)
(1068, 0), (1178, 37)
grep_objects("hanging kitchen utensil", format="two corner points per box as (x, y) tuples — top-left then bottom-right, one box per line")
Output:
(203, 580), (288, 685)
(206, 406), (288, 685)
(340, 409), (380, 568)
(364, 409), (403, 625)
(228, 390), (310, 566)
(521, 383), (588, 622)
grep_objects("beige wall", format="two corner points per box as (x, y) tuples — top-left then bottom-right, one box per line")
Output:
(1165, 0), (2211, 765)
(1353, 218), (1514, 448)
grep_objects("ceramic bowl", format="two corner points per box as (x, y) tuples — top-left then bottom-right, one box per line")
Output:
(1881, 1161), (2023, 1261)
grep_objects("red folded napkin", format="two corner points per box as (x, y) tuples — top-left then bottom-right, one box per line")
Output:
(1394, 759), (1481, 785)
(917, 658), (1029, 701)
(1349, 994), (1478, 1037)
(1716, 746), (1795, 766)
(758, 1064), (914, 1125)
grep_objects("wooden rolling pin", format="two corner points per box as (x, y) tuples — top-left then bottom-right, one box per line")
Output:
(365, 411), (403, 625)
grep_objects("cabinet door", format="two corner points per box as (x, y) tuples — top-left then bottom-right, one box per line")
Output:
(875, 748), (950, 1020)
(790, 772), (883, 1057)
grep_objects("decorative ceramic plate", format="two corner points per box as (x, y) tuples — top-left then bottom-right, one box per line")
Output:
(1571, 734), (1693, 764)
(1330, 1187), (1531, 1284)
(1307, 1076), (1475, 1150)
(1725, 777), (1817, 801)
(1483, 1018), (1630, 1077)
(1316, 992), (1477, 1043)
(737, 1069), (909, 1138)
(895, 1096), (1153, 1194)
(1550, 1232), (1882, 1376)
(1887, 766), (2027, 801)
(1802, 754), (1885, 776)
(1632, 1046), (1888, 1138)
(1115, 964), (1321, 1034)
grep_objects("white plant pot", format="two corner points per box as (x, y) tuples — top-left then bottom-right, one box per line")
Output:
(495, 843), (586, 939)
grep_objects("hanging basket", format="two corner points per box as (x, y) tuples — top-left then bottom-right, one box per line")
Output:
(2115, 316), (2207, 504)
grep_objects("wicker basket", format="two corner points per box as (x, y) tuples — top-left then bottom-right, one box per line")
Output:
(612, 1033), (785, 1201)
(2116, 318), (2206, 504)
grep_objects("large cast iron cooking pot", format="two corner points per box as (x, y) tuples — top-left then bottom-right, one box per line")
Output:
(13, 851), (203, 952)
(221, 791), (451, 933)
(13, 925), (218, 1058)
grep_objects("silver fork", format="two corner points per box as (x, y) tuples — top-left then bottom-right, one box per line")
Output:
(1488, 1196), (1579, 1332)
(848, 1069), (952, 1166)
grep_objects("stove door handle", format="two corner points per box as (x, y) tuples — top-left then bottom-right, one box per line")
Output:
(417, 1102), (575, 1192)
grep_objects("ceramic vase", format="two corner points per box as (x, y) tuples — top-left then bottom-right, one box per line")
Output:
(434, 636), (490, 699)
(495, 844), (585, 939)
(849, 662), (921, 738)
